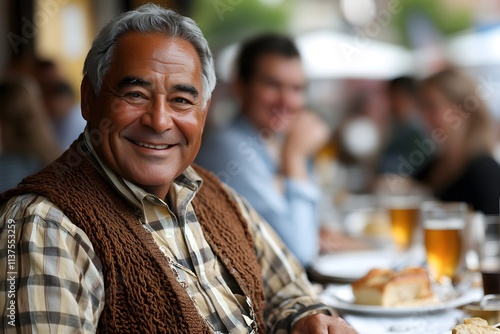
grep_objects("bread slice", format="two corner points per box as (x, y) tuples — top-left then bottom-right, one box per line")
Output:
(452, 318), (500, 334)
(352, 267), (434, 306)
(465, 318), (490, 326)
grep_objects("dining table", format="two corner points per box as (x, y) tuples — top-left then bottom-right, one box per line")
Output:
(312, 190), (500, 333)
(310, 244), (485, 334)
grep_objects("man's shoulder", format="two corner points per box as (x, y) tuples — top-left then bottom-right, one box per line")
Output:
(206, 125), (250, 145)
(206, 117), (261, 146)
(198, 123), (263, 171)
(1, 194), (80, 235)
(2, 193), (50, 216)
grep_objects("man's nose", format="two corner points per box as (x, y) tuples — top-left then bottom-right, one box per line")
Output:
(141, 97), (174, 133)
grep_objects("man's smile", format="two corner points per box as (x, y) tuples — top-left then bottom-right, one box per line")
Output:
(132, 140), (172, 150)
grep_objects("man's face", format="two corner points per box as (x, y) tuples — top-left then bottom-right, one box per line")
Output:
(389, 88), (414, 120)
(239, 54), (306, 132)
(82, 32), (208, 199)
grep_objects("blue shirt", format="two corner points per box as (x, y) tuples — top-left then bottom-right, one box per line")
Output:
(196, 115), (320, 265)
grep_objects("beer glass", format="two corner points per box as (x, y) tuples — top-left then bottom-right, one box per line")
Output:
(479, 216), (500, 295)
(421, 201), (468, 281)
(385, 196), (421, 249)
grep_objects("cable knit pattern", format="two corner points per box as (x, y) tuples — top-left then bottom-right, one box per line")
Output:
(192, 165), (265, 332)
(0, 140), (265, 333)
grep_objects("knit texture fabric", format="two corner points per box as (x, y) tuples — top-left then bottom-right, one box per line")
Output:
(1, 140), (265, 333)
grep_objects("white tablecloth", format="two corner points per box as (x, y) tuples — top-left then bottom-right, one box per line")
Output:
(319, 285), (483, 334)
(343, 309), (464, 334)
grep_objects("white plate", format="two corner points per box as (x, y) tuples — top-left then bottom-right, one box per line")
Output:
(321, 284), (482, 316)
(312, 249), (402, 282)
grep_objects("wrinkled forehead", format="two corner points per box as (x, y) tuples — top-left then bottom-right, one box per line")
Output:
(105, 32), (203, 85)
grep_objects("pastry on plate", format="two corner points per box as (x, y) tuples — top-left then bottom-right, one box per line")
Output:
(352, 267), (434, 306)
(452, 317), (500, 333)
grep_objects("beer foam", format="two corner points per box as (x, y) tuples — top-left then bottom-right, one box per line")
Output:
(480, 259), (500, 272)
(424, 218), (465, 230)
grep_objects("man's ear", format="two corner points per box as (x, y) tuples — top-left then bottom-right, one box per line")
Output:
(80, 75), (95, 122)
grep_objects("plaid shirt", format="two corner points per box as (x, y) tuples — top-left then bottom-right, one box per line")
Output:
(0, 131), (332, 333)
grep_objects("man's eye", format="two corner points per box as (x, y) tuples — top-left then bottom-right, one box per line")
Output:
(125, 92), (144, 99)
(173, 97), (189, 104)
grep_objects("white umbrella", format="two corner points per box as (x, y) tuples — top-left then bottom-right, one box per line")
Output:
(296, 30), (415, 80)
(446, 27), (500, 67)
(216, 30), (415, 81)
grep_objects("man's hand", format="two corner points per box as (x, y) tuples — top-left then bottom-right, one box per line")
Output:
(291, 314), (358, 334)
(282, 111), (330, 180)
(319, 227), (368, 253)
(284, 111), (330, 159)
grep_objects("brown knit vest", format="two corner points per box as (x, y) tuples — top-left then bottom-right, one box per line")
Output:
(0, 140), (265, 333)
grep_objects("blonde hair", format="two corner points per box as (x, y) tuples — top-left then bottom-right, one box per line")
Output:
(421, 68), (495, 157)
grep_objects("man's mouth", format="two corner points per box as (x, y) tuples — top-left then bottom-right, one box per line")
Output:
(133, 140), (171, 150)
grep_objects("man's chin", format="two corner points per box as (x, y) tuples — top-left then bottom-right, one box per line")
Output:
(126, 172), (176, 194)
(268, 115), (294, 133)
(269, 122), (291, 133)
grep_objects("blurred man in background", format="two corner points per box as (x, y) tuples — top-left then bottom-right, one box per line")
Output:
(35, 60), (86, 149)
(197, 34), (330, 266)
(378, 76), (430, 176)
(0, 76), (61, 192)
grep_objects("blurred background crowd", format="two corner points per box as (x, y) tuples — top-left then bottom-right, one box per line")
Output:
(2, 0), (500, 260)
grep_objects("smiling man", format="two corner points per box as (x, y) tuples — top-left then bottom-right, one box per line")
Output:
(196, 35), (331, 266)
(0, 4), (356, 334)
(82, 32), (205, 199)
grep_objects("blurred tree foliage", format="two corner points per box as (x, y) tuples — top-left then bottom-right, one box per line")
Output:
(392, 0), (473, 47)
(192, 0), (290, 52)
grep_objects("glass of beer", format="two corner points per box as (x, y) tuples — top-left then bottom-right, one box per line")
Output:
(385, 196), (421, 250)
(421, 201), (468, 281)
(479, 216), (500, 295)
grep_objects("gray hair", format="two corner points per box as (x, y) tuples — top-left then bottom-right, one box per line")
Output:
(83, 3), (216, 107)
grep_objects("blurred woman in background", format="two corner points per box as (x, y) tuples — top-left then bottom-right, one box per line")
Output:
(0, 76), (61, 192)
(414, 68), (500, 214)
